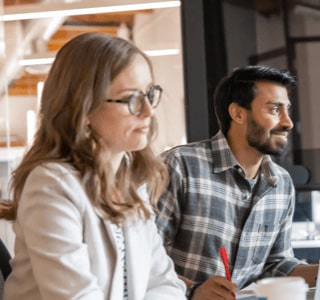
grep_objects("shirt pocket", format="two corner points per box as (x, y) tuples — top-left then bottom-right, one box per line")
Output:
(251, 223), (280, 264)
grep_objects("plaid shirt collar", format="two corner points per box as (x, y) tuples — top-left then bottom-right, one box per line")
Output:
(211, 131), (278, 187)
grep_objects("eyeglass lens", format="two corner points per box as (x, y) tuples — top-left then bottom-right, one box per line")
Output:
(129, 86), (162, 115)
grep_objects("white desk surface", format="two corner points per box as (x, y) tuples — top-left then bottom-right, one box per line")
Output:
(292, 239), (320, 248)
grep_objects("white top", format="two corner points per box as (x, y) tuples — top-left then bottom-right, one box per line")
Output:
(111, 224), (128, 299)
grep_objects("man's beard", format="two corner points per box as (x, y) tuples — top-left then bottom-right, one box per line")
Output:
(246, 115), (290, 156)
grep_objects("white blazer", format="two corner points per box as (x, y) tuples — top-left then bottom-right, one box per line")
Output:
(4, 163), (186, 300)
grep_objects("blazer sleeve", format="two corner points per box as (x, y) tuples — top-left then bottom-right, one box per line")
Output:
(131, 186), (186, 299)
(143, 217), (187, 300)
(17, 164), (104, 300)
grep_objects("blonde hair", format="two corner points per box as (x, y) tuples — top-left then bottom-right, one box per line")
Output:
(0, 32), (168, 224)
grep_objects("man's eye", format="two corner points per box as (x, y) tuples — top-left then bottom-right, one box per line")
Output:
(271, 107), (280, 114)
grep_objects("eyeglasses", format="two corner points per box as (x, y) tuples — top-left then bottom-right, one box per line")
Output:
(105, 85), (162, 116)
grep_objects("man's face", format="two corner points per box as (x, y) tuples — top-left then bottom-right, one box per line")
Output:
(246, 81), (294, 156)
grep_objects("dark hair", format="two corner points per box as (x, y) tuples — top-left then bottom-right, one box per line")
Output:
(213, 65), (296, 134)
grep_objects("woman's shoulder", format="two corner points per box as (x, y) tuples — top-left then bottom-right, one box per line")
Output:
(24, 162), (83, 199)
(20, 162), (87, 215)
(27, 162), (79, 183)
(32, 161), (76, 174)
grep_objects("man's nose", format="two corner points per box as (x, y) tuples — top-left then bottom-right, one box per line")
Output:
(281, 110), (294, 130)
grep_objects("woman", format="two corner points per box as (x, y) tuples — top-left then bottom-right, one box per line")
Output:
(0, 32), (186, 300)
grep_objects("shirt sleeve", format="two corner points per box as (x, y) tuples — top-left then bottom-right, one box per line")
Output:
(156, 151), (185, 247)
(260, 186), (307, 278)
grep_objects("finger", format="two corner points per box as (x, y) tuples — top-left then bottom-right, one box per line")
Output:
(212, 276), (238, 293)
(211, 283), (236, 299)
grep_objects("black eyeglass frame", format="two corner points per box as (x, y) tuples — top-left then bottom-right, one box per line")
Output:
(105, 85), (163, 116)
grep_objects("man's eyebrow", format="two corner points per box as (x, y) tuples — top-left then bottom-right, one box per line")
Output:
(265, 102), (292, 111)
(266, 101), (291, 107)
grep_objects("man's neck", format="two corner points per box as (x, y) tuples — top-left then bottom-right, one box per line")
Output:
(226, 132), (263, 179)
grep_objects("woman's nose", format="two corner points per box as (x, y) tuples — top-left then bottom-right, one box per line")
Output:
(139, 98), (153, 117)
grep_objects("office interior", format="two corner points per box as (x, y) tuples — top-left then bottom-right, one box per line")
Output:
(0, 0), (320, 262)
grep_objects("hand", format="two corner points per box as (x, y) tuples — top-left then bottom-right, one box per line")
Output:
(192, 275), (237, 300)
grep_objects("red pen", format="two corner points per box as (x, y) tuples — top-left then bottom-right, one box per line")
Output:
(219, 247), (235, 297)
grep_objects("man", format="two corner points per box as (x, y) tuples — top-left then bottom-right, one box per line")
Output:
(156, 65), (319, 300)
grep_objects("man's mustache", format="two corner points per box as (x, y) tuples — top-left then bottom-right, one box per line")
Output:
(270, 127), (291, 134)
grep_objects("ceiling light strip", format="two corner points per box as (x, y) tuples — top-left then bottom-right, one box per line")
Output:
(19, 48), (180, 66)
(144, 48), (180, 56)
(1, 1), (181, 22)
(19, 57), (55, 66)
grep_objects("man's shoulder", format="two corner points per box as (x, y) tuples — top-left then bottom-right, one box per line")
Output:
(261, 157), (295, 189)
(161, 138), (213, 158)
(265, 157), (292, 177)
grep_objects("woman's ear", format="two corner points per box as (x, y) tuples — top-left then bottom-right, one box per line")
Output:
(228, 102), (246, 125)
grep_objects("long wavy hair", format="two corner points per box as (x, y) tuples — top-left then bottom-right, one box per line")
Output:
(0, 32), (168, 224)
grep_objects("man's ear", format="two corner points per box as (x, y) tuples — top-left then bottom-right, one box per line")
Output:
(228, 102), (246, 125)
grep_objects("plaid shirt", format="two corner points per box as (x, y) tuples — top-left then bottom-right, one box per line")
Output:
(156, 131), (304, 289)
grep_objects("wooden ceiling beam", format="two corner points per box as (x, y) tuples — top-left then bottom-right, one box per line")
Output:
(47, 24), (119, 52)
(4, 0), (42, 5)
(5, 6), (153, 96)
(8, 72), (47, 96)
